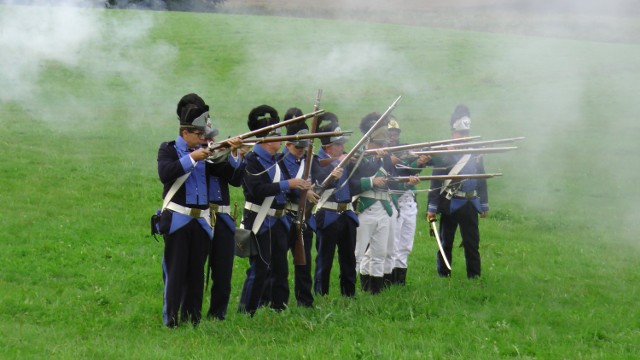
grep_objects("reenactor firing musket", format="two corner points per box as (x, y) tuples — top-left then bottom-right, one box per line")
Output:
(242, 130), (352, 145)
(293, 89), (323, 266)
(363, 135), (481, 154)
(206, 109), (324, 153)
(319, 95), (403, 189)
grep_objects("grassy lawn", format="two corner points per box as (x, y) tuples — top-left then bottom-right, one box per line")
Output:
(1, 3), (639, 359)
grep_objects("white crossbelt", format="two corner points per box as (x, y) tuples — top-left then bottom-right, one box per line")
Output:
(244, 201), (286, 218)
(166, 202), (210, 218)
(321, 201), (353, 212)
(209, 204), (232, 214)
(359, 190), (390, 201)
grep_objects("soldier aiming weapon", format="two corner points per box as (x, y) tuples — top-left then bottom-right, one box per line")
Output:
(293, 89), (322, 266)
(318, 95), (403, 189)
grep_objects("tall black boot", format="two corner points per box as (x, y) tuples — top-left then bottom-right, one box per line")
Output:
(370, 276), (384, 295)
(391, 267), (400, 284)
(360, 273), (370, 292)
(396, 268), (407, 286)
(383, 273), (393, 289)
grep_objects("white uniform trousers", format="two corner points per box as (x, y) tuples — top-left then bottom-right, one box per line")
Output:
(393, 192), (418, 269)
(383, 205), (398, 275)
(355, 201), (391, 277)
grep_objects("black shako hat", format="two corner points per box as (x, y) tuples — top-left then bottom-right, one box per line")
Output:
(248, 105), (280, 138)
(317, 112), (349, 145)
(450, 104), (471, 132)
(176, 93), (217, 137)
(285, 112), (310, 148)
(359, 112), (389, 143)
(180, 103), (208, 131)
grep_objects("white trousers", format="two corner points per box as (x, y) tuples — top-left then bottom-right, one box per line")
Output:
(384, 205), (398, 274)
(355, 201), (390, 277)
(393, 192), (418, 269)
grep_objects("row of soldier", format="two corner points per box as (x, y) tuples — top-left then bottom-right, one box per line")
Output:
(156, 93), (490, 328)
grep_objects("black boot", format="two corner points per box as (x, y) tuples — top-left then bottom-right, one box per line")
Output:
(360, 273), (370, 292)
(396, 268), (407, 285)
(383, 273), (393, 289)
(370, 276), (384, 295)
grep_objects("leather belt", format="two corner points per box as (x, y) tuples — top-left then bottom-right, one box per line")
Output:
(285, 202), (300, 212)
(360, 190), (390, 201)
(209, 204), (231, 215)
(166, 202), (210, 218)
(244, 202), (286, 218)
(452, 190), (477, 199)
(321, 201), (353, 212)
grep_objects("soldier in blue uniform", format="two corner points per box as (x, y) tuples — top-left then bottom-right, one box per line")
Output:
(427, 105), (489, 279)
(157, 101), (213, 327)
(312, 112), (374, 297)
(238, 105), (312, 316)
(175, 93), (245, 321)
(203, 125), (245, 321)
(280, 108), (320, 307)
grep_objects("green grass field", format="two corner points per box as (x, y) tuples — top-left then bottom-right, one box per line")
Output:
(1, 3), (639, 359)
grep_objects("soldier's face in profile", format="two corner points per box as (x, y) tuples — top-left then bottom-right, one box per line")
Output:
(286, 143), (306, 158)
(387, 130), (400, 146)
(325, 143), (344, 157)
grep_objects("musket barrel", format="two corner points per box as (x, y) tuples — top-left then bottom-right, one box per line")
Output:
(207, 109), (325, 151)
(244, 130), (352, 144)
(365, 135), (481, 154)
(429, 137), (525, 150)
(391, 173), (503, 181)
(412, 146), (517, 156)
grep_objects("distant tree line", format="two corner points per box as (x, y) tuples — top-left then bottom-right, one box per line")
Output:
(105, 0), (225, 11)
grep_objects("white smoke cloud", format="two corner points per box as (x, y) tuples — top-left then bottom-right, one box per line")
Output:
(0, 2), (177, 129)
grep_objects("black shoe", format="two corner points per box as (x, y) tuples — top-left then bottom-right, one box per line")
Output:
(395, 268), (407, 285)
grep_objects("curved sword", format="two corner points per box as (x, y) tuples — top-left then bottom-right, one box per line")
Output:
(429, 218), (451, 271)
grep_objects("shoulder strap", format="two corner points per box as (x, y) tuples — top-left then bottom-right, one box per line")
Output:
(162, 172), (191, 210)
(251, 163), (281, 234)
(440, 154), (471, 194)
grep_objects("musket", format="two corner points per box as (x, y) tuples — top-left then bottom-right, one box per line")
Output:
(319, 95), (403, 188)
(429, 137), (525, 150)
(293, 90), (323, 266)
(364, 136), (481, 154)
(242, 130), (351, 144)
(206, 109), (325, 152)
(390, 173), (502, 182)
(429, 218), (451, 271)
(412, 146), (517, 156)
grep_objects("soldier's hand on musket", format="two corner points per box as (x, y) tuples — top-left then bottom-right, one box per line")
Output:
(417, 154), (431, 167)
(306, 190), (320, 204)
(427, 211), (436, 221)
(480, 211), (489, 218)
(190, 148), (211, 161)
(330, 167), (344, 180)
(406, 175), (420, 187)
(372, 176), (387, 188)
(373, 149), (388, 159)
(288, 178), (312, 190)
(227, 137), (243, 150)
(390, 154), (402, 166)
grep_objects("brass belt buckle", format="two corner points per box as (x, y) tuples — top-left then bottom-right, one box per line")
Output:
(274, 209), (284, 217)
(337, 203), (348, 212)
(189, 207), (200, 217)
